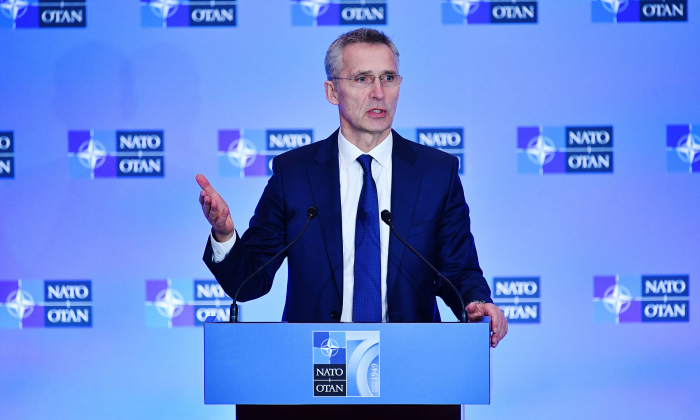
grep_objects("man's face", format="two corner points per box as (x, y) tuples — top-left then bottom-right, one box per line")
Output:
(326, 43), (400, 137)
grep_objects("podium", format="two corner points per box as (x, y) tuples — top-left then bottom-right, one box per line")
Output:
(204, 319), (491, 419)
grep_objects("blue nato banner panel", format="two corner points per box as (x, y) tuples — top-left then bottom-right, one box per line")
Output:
(204, 322), (490, 404)
(0, 1), (699, 420)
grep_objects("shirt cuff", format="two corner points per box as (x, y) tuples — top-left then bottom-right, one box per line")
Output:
(210, 230), (236, 263)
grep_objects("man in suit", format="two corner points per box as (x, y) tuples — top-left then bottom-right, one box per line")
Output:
(197, 28), (507, 347)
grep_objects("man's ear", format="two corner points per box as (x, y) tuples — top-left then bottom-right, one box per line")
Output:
(324, 80), (340, 105)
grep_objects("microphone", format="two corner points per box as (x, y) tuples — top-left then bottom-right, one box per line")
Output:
(380, 210), (467, 323)
(229, 206), (319, 322)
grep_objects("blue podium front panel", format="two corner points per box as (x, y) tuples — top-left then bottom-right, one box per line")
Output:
(204, 322), (490, 405)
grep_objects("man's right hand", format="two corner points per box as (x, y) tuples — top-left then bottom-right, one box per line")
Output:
(196, 174), (234, 242)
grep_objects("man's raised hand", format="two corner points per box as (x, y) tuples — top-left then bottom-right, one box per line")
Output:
(196, 174), (234, 242)
(466, 302), (508, 348)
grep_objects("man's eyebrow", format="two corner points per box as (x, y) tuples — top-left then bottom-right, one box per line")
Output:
(353, 70), (398, 76)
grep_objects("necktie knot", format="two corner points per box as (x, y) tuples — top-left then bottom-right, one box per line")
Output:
(357, 154), (373, 175)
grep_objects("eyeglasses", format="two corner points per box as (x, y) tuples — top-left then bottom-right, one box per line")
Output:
(332, 74), (402, 89)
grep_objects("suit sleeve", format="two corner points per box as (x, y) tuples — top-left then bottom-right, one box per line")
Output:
(434, 157), (493, 319)
(202, 157), (288, 302)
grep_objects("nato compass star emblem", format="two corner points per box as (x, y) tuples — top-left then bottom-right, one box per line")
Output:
(593, 275), (645, 324)
(675, 133), (700, 165)
(449, 0), (482, 16)
(320, 338), (340, 358)
(149, 0), (180, 19)
(77, 139), (108, 171)
(154, 287), (185, 326)
(600, 0), (629, 15)
(227, 138), (258, 169)
(5, 288), (35, 320)
(0, 0), (29, 21)
(526, 135), (557, 166)
(602, 284), (633, 315)
(299, 0), (330, 17)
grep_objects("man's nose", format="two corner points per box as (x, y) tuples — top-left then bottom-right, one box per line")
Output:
(368, 78), (385, 99)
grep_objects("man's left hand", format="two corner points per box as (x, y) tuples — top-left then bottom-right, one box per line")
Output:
(466, 302), (508, 348)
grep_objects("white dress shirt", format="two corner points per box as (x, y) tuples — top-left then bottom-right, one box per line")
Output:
(210, 129), (393, 322)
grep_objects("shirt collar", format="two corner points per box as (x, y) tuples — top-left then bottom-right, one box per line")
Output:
(338, 129), (393, 172)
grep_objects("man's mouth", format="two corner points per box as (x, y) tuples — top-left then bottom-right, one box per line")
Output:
(368, 108), (387, 117)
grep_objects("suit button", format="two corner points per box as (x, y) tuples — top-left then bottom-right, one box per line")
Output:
(330, 311), (340, 319)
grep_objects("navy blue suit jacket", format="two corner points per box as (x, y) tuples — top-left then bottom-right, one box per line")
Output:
(204, 130), (492, 322)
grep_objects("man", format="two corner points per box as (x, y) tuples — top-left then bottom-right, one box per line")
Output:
(197, 28), (507, 348)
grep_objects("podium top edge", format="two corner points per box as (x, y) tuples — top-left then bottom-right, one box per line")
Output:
(204, 317), (491, 325)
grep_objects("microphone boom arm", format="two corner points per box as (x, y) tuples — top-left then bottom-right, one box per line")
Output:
(229, 206), (318, 322)
(381, 210), (468, 323)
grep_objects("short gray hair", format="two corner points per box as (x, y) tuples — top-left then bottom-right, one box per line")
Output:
(324, 28), (400, 81)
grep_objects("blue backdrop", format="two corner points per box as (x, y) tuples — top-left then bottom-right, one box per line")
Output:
(1, 1), (698, 419)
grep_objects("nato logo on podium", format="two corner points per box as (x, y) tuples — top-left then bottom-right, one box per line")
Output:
(313, 331), (380, 397)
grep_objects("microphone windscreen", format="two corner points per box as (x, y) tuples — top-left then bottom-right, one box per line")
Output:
(381, 210), (392, 224)
(307, 206), (319, 219)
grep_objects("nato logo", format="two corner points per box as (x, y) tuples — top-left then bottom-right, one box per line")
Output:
(141, 0), (236, 28)
(218, 129), (313, 177)
(0, 280), (92, 328)
(442, 1), (537, 24)
(396, 127), (464, 174)
(0, 0), (86, 29)
(491, 277), (540, 323)
(313, 331), (379, 397)
(145, 279), (232, 328)
(667, 124), (700, 173)
(291, 0), (386, 26)
(593, 275), (689, 323)
(592, 0), (687, 23)
(68, 130), (164, 178)
(517, 126), (613, 174)
(0, 131), (13, 178)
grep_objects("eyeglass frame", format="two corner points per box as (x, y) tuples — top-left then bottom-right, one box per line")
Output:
(330, 73), (403, 88)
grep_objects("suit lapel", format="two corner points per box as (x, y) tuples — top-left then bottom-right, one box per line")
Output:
(307, 131), (344, 300)
(387, 132), (422, 298)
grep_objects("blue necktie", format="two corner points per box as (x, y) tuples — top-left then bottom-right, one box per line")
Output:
(353, 155), (382, 322)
